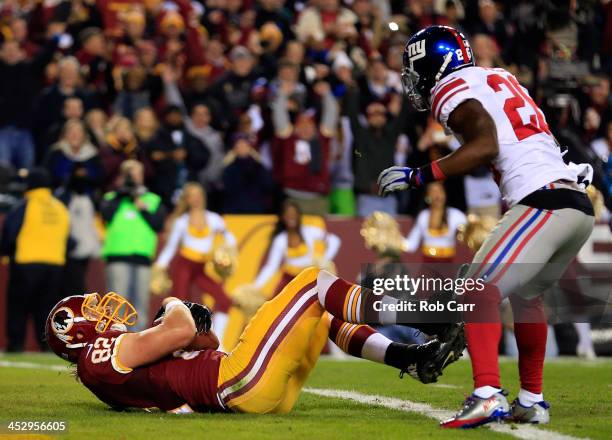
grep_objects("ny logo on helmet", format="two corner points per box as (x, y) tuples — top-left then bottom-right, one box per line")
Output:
(407, 40), (426, 68)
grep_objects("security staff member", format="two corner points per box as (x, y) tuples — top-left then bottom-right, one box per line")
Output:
(0, 168), (70, 352)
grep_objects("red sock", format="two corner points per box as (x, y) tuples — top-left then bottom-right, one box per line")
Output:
(464, 283), (503, 389)
(510, 295), (547, 394)
(466, 323), (502, 389)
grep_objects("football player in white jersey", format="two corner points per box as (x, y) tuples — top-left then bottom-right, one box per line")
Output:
(378, 26), (595, 428)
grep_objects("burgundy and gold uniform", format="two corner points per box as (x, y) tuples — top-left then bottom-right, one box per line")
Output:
(77, 330), (227, 413)
(48, 269), (448, 415)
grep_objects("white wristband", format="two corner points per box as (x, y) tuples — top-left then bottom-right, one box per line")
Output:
(165, 299), (187, 314)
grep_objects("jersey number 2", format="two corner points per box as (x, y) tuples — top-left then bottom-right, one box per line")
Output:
(487, 73), (550, 141)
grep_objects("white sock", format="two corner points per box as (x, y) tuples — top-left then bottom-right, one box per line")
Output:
(474, 385), (502, 399)
(574, 322), (593, 348)
(212, 312), (229, 351)
(361, 332), (392, 364)
(518, 388), (543, 407)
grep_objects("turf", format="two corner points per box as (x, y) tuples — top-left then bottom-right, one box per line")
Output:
(0, 353), (610, 440)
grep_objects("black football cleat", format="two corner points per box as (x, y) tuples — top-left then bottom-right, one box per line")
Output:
(397, 339), (441, 382)
(408, 324), (466, 384)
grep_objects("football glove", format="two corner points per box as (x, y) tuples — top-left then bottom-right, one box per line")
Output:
(377, 166), (416, 196)
(152, 301), (213, 334)
(184, 301), (213, 334)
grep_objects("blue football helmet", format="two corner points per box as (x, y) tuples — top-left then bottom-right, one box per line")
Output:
(402, 26), (474, 111)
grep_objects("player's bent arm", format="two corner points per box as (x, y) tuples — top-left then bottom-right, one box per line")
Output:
(438, 99), (499, 177)
(377, 99), (498, 195)
(117, 298), (197, 369)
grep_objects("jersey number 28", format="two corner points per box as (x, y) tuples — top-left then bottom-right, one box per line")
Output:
(487, 73), (550, 141)
(91, 337), (115, 364)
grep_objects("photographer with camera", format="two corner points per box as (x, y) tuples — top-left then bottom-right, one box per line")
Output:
(100, 160), (165, 330)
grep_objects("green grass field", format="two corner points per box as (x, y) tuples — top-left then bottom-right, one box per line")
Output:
(0, 353), (610, 440)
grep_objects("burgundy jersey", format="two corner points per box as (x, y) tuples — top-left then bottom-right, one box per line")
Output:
(77, 330), (227, 412)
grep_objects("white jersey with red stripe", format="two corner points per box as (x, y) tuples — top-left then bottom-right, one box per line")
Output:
(430, 66), (577, 206)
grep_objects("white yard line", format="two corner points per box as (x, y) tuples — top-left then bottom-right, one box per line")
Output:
(304, 388), (586, 440)
(430, 383), (459, 389)
(0, 360), (68, 372)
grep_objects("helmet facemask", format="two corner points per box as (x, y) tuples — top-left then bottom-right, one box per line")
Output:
(81, 292), (138, 333)
(401, 66), (429, 112)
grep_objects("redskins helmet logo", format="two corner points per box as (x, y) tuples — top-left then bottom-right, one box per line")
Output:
(51, 307), (75, 334)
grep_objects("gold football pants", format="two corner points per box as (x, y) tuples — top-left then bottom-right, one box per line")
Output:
(217, 267), (329, 413)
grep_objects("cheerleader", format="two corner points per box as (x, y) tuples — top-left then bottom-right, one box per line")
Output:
(404, 183), (467, 262)
(254, 200), (341, 295)
(154, 182), (236, 345)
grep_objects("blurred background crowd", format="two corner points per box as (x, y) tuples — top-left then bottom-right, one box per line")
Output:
(0, 0), (610, 356)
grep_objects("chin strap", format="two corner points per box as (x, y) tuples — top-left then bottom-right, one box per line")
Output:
(435, 52), (454, 82)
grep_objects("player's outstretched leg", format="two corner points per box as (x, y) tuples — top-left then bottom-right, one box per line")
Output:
(317, 270), (463, 341)
(317, 271), (465, 382)
(328, 315), (445, 383)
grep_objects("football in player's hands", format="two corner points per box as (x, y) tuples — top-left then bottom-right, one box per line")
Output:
(151, 301), (212, 335)
(182, 301), (213, 335)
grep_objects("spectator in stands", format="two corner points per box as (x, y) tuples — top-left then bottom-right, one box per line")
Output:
(356, 55), (401, 105)
(294, 0), (357, 48)
(84, 108), (108, 148)
(162, 66), (225, 189)
(0, 36), (59, 169)
(0, 168), (70, 352)
(9, 16), (39, 57)
(100, 116), (145, 190)
(44, 119), (102, 190)
(187, 103), (225, 188)
(36, 56), (94, 153)
(112, 65), (161, 119)
(43, 96), (85, 147)
(146, 105), (210, 207)
(271, 80), (338, 215)
(471, 33), (503, 68)
(56, 164), (101, 297)
(100, 160), (165, 330)
(207, 46), (259, 132)
(222, 134), (274, 213)
(581, 75), (611, 142)
(344, 81), (408, 217)
(468, 0), (509, 57)
(75, 27), (110, 100)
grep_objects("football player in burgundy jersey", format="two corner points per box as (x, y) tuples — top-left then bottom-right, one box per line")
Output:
(46, 267), (467, 414)
(378, 26), (594, 427)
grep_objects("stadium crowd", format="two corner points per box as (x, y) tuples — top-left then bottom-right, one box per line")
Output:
(0, 0), (610, 354)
